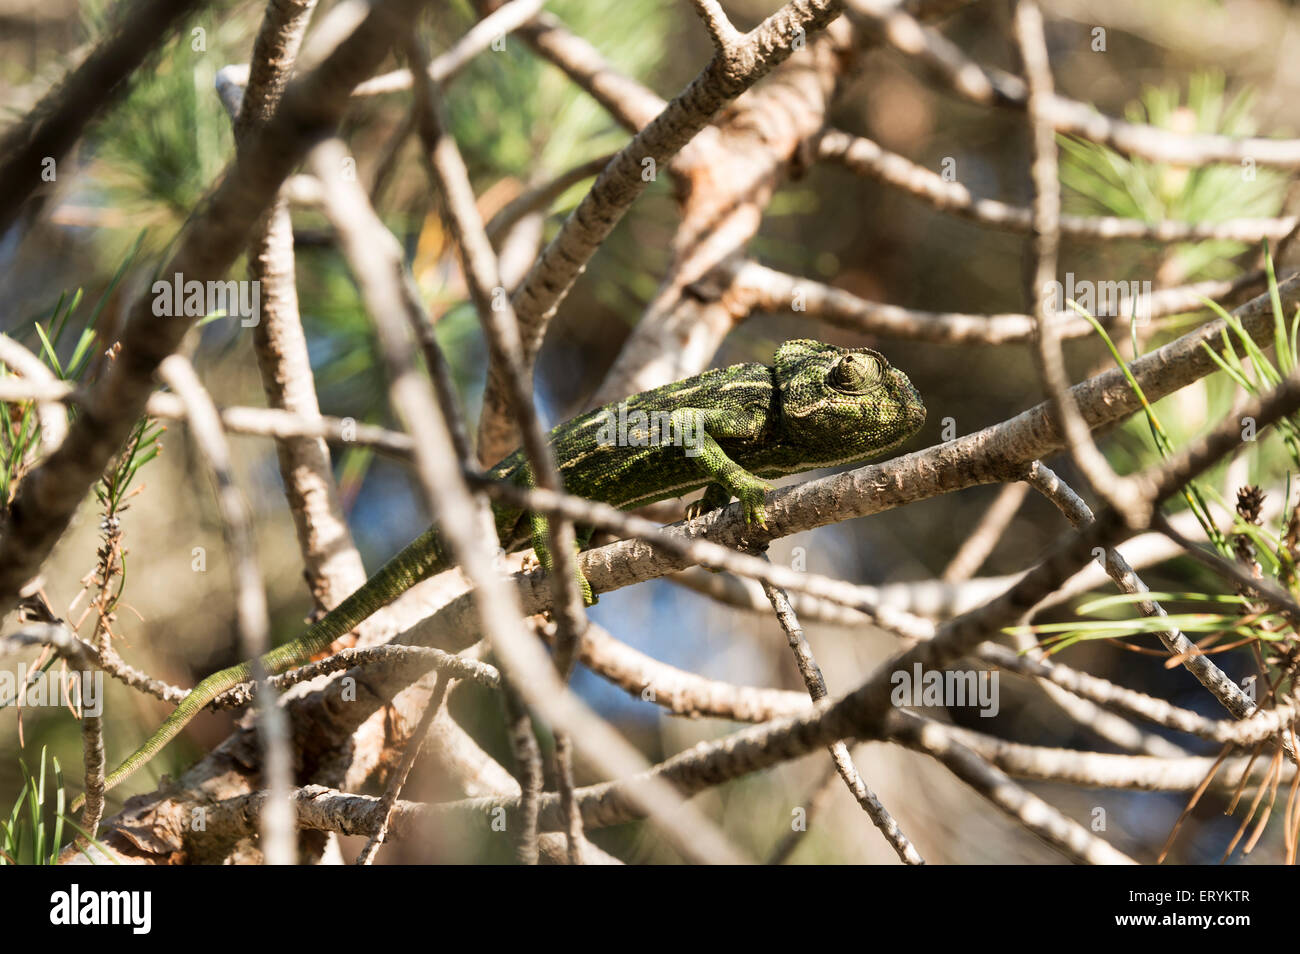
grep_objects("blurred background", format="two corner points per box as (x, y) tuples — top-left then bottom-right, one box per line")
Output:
(1, 0), (1298, 863)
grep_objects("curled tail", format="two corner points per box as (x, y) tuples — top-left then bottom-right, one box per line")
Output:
(75, 525), (451, 811)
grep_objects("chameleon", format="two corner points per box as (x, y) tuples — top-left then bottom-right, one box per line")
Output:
(84, 339), (925, 804)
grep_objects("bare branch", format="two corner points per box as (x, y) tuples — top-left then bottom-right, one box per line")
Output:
(352, 0), (548, 96)
(817, 129), (1298, 243)
(848, 0), (1300, 167)
(886, 712), (1136, 864)
(228, 0), (375, 638)
(716, 259), (1266, 345)
(510, 8), (668, 132)
(689, 0), (744, 51)
(1025, 461), (1260, 722)
(406, 34), (588, 664)
(980, 644), (1298, 747)
(210, 646), (501, 709)
(0, 0), (207, 231)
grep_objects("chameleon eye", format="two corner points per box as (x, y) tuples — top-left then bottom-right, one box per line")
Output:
(828, 352), (882, 393)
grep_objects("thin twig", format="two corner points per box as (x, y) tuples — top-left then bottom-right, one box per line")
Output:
(1015, 0), (1138, 523)
(816, 129), (1298, 244)
(721, 259), (1267, 345)
(941, 482), (1029, 582)
(210, 645), (500, 709)
(500, 679), (544, 864)
(760, 571), (925, 864)
(406, 36), (595, 861)
(1025, 457), (1273, 726)
(158, 355), (296, 865)
(887, 711), (1135, 864)
(226, 0), (374, 644)
(354, 673), (450, 864)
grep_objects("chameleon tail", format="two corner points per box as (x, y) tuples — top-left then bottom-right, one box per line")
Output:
(74, 525), (451, 811)
(77, 660), (256, 809)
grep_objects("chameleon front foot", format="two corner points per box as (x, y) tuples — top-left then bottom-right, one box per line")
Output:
(576, 565), (596, 606)
(738, 483), (773, 529)
(684, 480), (773, 527)
(528, 540), (597, 606)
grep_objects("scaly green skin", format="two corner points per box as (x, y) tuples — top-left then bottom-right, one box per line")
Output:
(88, 340), (925, 804)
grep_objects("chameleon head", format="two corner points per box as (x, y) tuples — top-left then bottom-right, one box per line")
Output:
(774, 339), (926, 461)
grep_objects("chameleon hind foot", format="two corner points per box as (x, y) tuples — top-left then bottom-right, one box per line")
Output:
(684, 483), (732, 522)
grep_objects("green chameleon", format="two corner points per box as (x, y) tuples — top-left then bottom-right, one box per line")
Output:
(86, 339), (925, 805)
